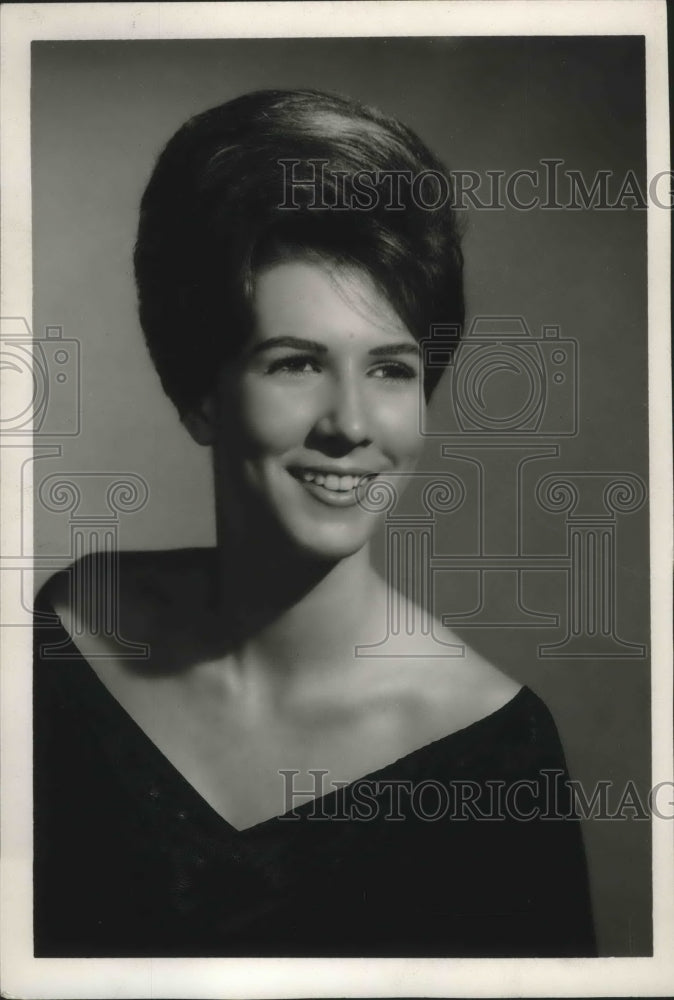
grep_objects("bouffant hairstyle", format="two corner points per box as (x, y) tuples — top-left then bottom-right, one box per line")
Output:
(134, 88), (464, 415)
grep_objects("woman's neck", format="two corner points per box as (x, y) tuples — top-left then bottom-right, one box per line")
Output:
(213, 531), (386, 685)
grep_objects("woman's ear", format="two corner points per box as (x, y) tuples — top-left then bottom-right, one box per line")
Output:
(182, 395), (218, 446)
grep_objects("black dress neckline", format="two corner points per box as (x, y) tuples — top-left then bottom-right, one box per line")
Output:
(35, 602), (531, 838)
(35, 602), (599, 957)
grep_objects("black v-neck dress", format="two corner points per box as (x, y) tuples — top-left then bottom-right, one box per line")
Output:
(33, 598), (597, 958)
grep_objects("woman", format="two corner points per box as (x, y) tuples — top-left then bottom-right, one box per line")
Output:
(33, 89), (596, 957)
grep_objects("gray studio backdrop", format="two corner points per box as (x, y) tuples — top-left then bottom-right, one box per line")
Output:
(31, 37), (650, 956)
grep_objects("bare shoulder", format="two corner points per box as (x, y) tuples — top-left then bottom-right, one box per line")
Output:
(38, 548), (217, 657)
(372, 618), (524, 741)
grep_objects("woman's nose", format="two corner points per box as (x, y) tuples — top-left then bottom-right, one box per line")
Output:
(314, 373), (371, 447)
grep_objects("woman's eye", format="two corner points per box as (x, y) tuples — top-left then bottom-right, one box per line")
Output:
(265, 355), (321, 376)
(369, 362), (418, 382)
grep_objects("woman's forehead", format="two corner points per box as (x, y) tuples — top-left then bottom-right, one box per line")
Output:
(250, 258), (414, 347)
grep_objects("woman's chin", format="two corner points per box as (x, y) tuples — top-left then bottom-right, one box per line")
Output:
(281, 520), (374, 563)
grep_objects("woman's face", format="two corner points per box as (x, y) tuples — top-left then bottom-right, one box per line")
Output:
(208, 257), (424, 560)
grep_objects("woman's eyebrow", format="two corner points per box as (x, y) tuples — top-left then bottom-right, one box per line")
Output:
(368, 342), (420, 358)
(249, 337), (419, 357)
(250, 336), (327, 355)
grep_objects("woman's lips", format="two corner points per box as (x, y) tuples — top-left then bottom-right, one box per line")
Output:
(288, 467), (377, 507)
(301, 470), (361, 492)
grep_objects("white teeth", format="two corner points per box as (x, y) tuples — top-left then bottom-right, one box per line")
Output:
(297, 470), (367, 492)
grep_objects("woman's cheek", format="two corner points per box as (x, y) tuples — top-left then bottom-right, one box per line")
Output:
(376, 390), (423, 462)
(239, 379), (319, 452)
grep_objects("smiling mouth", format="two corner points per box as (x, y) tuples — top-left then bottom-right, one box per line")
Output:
(288, 467), (377, 504)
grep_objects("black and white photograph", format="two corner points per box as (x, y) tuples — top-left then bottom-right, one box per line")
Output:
(1, 2), (672, 997)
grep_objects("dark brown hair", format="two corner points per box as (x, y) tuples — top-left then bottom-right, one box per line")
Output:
(134, 88), (464, 414)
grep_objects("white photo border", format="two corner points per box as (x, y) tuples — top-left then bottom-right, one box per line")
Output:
(1, 2), (672, 997)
